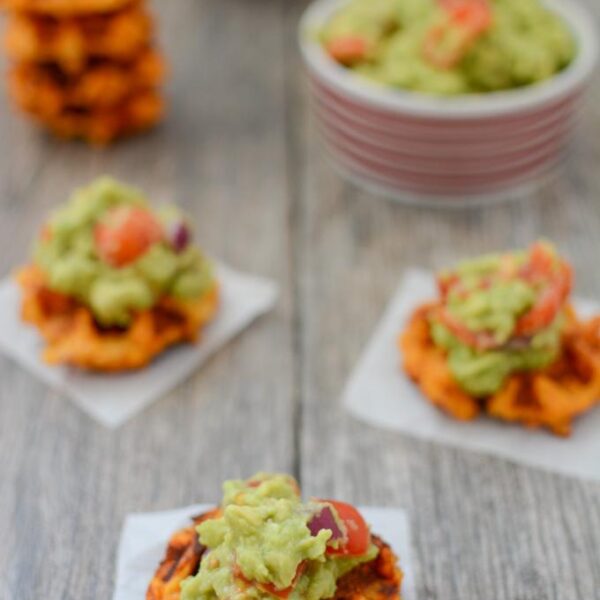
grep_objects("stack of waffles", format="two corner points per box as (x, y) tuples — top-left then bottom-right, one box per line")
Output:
(3, 0), (165, 144)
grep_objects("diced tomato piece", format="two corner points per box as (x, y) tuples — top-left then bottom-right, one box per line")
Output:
(514, 243), (573, 336)
(95, 206), (163, 267)
(514, 263), (573, 336)
(326, 35), (369, 66)
(319, 500), (370, 557)
(424, 0), (492, 68)
(520, 241), (558, 283)
(436, 307), (499, 351)
(437, 273), (460, 299)
(449, 0), (492, 34)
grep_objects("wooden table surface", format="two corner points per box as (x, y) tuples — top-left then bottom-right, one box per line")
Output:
(1, 1), (600, 599)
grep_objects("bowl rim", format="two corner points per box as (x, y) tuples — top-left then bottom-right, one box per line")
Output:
(299, 0), (599, 119)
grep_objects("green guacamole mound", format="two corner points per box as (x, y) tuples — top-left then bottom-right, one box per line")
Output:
(180, 473), (377, 600)
(442, 250), (533, 345)
(430, 317), (562, 397)
(430, 247), (565, 397)
(321, 0), (576, 95)
(34, 177), (215, 328)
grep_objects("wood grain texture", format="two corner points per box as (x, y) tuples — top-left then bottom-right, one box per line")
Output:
(0, 1), (296, 599)
(287, 0), (600, 597)
(0, 0), (599, 599)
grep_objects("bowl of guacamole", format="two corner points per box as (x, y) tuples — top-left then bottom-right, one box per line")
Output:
(299, 0), (598, 203)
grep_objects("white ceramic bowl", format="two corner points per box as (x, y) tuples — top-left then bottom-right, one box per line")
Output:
(299, 0), (599, 206)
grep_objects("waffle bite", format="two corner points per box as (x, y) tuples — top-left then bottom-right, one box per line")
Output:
(399, 242), (600, 436)
(147, 474), (404, 600)
(3, 0), (165, 143)
(5, 3), (153, 73)
(17, 178), (219, 372)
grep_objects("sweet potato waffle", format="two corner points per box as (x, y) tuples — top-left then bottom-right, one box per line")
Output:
(9, 49), (165, 116)
(2, 0), (135, 16)
(23, 89), (163, 144)
(147, 511), (403, 600)
(5, 4), (153, 73)
(400, 303), (600, 436)
(3, 0), (164, 143)
(17, 265), (219, 372)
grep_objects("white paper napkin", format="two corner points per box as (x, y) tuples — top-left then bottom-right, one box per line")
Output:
(0, 263), (278, 428)
(113, 504), (415, 600)
(344, 269), (600, 482)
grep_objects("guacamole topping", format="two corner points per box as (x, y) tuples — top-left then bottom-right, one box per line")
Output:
(321, 0), (576, 95)
(180, 473), (378, 600)
(430, 242), (572, 396)
(34, 177), (215, 327)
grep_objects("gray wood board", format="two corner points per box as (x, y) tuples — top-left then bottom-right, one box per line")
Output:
(0, 0), (598, 599)
(0, 1), (296, 599)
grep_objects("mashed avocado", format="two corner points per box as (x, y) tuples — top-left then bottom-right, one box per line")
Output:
(34, 177), (215, 327)
(180, 473), (377, 600)
(322, 0), (576, 95)
(431, 317), (562, 396)
(430, 244), (568, 396)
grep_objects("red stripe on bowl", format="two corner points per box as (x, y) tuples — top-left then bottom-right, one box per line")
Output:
(311, 88), (581, 147)
(313, 98), (579, 160)
(328, 145), (560, 197)
(311, 75), (582, 141)
(324, 135), (564, 188)
(319, 125), (569, 176)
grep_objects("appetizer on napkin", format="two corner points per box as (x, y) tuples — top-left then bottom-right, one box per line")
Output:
(147, 473), (404, 600)
(17, 177), (219, 371)
(400, 242), (600, 436)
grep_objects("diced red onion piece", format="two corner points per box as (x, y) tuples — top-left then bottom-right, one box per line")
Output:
(168, 221), (191, 252)
(308, 505), (345, 541)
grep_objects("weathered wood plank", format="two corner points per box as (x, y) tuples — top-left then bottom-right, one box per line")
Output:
(1, 0), (600, 599)
(287, 0), (600, 598)
(0, 1), (295, 598)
